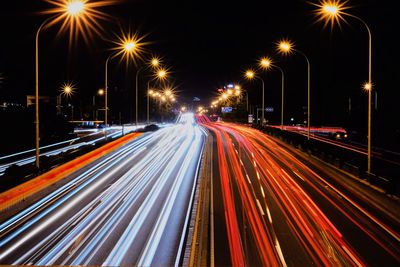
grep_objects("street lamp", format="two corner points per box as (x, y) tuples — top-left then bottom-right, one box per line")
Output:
(147, 89), (155, 124)
(313, 0), (373, 173)
(259, 56), (285, 129)
(234, 88), (240, 96)
(135, 57), (160, 126)
(234, 84), (248, 112)
(104, 39), (136, 127)
(104, 30), (143, 125)
(34, 0), (89, 169)
(165, 89), (172, 97)
(277, 39), (311, 139)
(93, 88), (105, 120)
(57, 82), (75, 115)
(151, 57), (160, 67)
(162, 86), (177, 103)
(110, 29), (148, 126)
(245, 69), (265, 125)
(156, 68), (168, 80)
(147, 67), (169, 124)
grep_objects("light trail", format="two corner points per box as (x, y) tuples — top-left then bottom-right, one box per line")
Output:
(0, 113), (205, 266)
(270, 125), (400, 166)
(198, 117), (399, 266)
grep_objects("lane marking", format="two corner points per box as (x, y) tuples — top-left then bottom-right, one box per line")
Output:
(256, 199), (265, 216)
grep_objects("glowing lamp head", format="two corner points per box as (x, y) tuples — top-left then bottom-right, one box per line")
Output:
(98, 88), (104, 95)
(165, 89), (172, 96)
(60, 82), (75, 97)
(234, 85), (241, 90)
(363, 82), (372, 91)
(112, 31), (148, 66)
(323, 4), (339, 16)
(148, 89), (154, 95)
(64, 86), (72, 94)
(245, 70), (255, 79)
(124, 41), (136, 52)
(313, 0), (348, 29)
(227, 89), (233, 95)
(151, 58), (159, 67)
(222, 93), (228, 99)
(278, 40), (293, 54)
(66, 0), (85, 16)
(260, 57), (272, 69)
(157, 69), (167, 79)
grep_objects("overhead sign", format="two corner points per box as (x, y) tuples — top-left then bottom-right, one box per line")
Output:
(265, 107), (274, 112)
(221, 106), (233, 113)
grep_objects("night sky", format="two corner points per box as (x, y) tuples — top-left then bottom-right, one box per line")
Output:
(0, 0), (398, 149)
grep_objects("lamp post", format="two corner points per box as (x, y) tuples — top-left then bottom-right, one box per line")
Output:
(147, 59), (162, 125)
(57, 82), (75, 115)
(147, 86), (153, 124)
(109, 31), (148, 126)
(315, 0), (373, 173)
(104, 38), (138, 126)
(104, 55), (110, 126)
(96, 88), (105, 121)
(245, 70), (265, 125)
(233, 85), (245, 108)
(277, 39), (311, 139)
(259, 57), (285, 129)
(150, 87), (177, 123)
(34, 0), (88, 169)
(135, 66), (143, 126)
(35, 18), (53, 169)
(135, 58), (161, 126)
(147, 67), (168, 124)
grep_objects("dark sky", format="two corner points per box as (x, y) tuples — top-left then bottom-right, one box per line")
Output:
(0, 0), (398, 146)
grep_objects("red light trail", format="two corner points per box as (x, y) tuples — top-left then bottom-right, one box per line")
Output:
(198, 116), (399, 266)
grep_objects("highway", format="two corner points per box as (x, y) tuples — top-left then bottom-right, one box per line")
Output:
(198, 117), (400, 266)
(0, 113), (205, 266)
